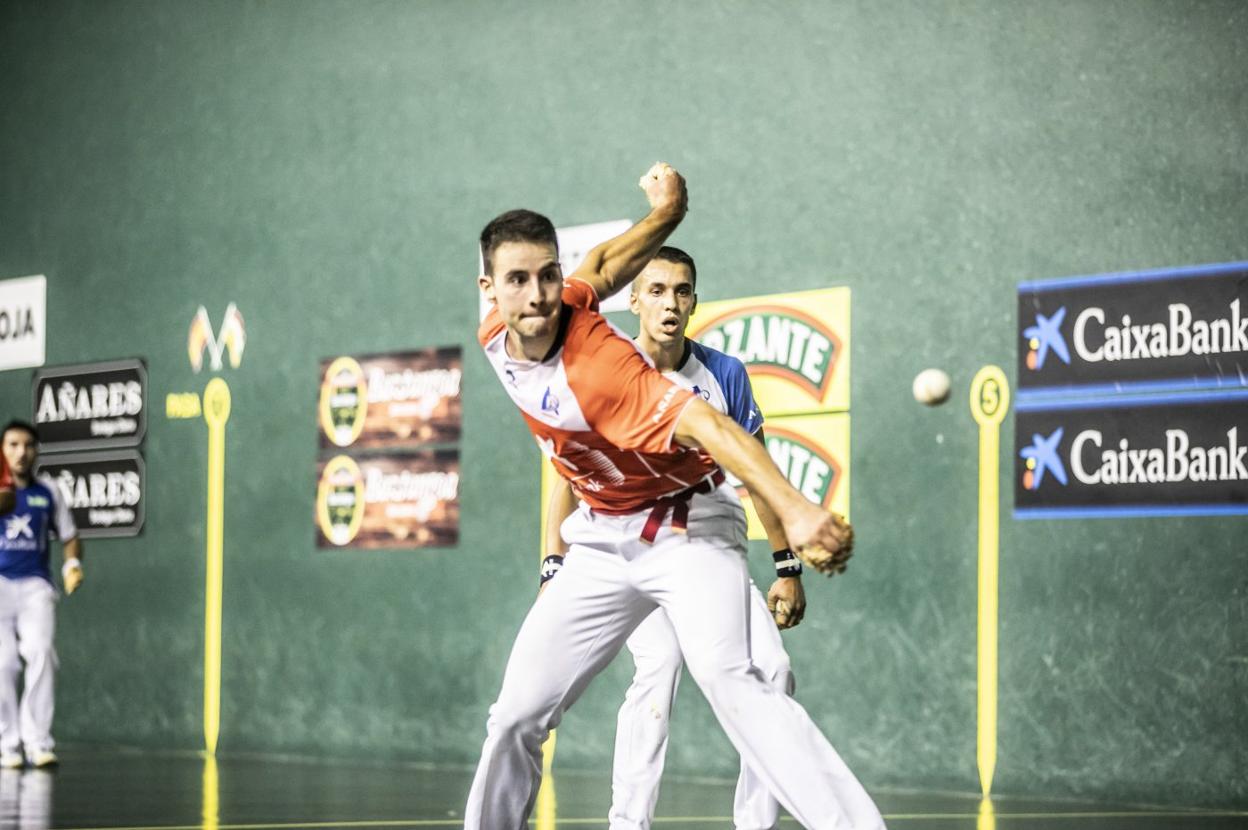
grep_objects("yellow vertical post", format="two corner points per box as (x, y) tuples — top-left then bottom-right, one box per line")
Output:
(201, 753), (219, 830)
(535, 729), (558, 830)
(537, 461), (558, 789)
(977, 796), (996, 830)
(202, 378), (231, 755)
(969, 366), (1009, 797)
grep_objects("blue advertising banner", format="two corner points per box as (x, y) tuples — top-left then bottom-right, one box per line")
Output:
(1014, 389), (1248, 519)
(1017, 262), (1248, 402)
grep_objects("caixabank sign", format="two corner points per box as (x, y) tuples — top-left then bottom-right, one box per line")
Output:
(1018, 262), (1248, 399)
(1016, 261), (1248, 519)
(1015, 390), (1248, 518)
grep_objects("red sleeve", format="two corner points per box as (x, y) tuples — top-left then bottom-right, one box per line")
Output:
(562, 278), (599, 312)
(477, 305), (504, 346)
(564, 314), (695, 453)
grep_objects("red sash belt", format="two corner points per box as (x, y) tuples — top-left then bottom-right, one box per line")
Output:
(638, 469), (726, 544)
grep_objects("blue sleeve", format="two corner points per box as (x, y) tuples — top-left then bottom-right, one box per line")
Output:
(694, 343), (764, 434)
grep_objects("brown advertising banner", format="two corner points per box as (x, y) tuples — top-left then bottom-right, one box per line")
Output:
(318, 348), (462, 450)
(315, 451), (460, 549)
(316, 347), (462, 549)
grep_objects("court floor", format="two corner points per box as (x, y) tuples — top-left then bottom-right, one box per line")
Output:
(4, 749), (1244, 829)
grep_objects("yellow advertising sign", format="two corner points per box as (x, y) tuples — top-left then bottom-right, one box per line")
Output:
(686, 287), (850, 415)
(735, 412), (851, 539)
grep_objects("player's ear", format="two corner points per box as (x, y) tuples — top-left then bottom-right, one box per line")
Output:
(690, 294), (698, 317)
(628, 286), (641, 315)
(478, 274), (495, 303)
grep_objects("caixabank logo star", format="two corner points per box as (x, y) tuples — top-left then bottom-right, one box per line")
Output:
(1022, 307), (1070, 372)
(1019, 427), (1067, 491)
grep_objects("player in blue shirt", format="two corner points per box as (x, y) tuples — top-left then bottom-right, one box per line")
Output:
(543, 247), (852, 829)
(0, 420), (82, 769)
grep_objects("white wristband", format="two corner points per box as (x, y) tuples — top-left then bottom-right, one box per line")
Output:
(62, 559), (82, 577)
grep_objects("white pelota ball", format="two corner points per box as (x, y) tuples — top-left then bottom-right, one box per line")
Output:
(912, 368), (951, 406)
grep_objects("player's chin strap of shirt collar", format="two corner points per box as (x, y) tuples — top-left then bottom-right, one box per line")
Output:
(538, 303), (575, 363)
(639, 469), (726, 544)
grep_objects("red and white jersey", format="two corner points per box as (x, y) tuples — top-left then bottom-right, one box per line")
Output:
(478, 279), (717, 513)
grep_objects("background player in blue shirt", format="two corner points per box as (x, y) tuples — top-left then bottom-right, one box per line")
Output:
(0, 420), (83, 769)
(543, 247), (852, 829)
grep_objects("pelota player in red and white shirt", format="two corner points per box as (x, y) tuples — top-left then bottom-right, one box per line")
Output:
(464, 163), (884, 830)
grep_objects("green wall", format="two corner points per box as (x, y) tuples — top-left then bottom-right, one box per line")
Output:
(1, 0), (1244, 808)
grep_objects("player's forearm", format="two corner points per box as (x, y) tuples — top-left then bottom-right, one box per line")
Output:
(64, 537), (82, 563)
(674, 401), (807, 527)
(577, 205), (685, 301)
(745, 428), (791, 551)
(544, 472), (577, 556)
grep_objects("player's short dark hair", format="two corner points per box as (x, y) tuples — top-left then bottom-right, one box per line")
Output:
(480, 209), (559, 277)
(652, 246), (697, 288)
(2, 420), (39, 442)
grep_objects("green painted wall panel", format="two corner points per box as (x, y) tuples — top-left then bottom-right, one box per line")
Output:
(1, 0), (1243, 807)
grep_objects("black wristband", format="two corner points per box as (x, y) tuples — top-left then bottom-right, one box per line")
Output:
(539, 554), (565, 585)
(773, 548), (802, 578)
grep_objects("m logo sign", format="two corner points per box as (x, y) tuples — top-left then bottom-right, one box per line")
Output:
(189, 303), (246, 373)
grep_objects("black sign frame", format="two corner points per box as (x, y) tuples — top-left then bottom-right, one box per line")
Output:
(1014, 390), (1248, 519)
(31, 358), (148, 451)
(1017, 262), (1248, 401)
(33, 449), (146, 539)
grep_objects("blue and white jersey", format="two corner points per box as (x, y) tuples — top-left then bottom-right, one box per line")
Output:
(0, 475), (77, 583)
(664, 340), (764, 435)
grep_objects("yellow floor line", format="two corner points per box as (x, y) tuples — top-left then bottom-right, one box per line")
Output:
(65, 808), (1248, 830)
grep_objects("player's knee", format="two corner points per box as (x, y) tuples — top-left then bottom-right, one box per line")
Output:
(485, 698), (552, 750)
(757, 657), (793, 693)
(774, 666), (795, 696)
(17, 639), (54, 668)
(0, 643), (18, 675)
(630, 644), (684, 687)
(684, 655), (757, 698)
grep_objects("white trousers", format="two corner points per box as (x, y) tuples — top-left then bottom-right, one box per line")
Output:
(0, 577), (58, 757)
(609, 582), (793, 830)
(464, 484), (883, 830)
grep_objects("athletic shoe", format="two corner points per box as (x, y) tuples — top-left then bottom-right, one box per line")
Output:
(30, 751), (57, 768)
(0, 752), (22, 769)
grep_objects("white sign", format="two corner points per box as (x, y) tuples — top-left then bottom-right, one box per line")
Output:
(478, 219), (634, 320)
(0, 275), (46, 371)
